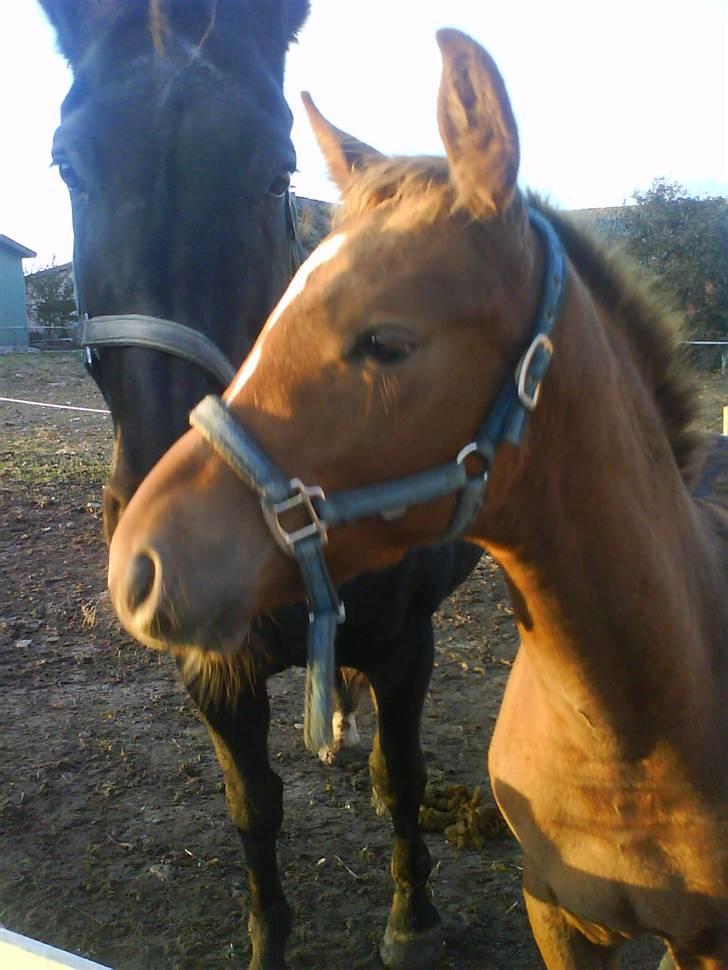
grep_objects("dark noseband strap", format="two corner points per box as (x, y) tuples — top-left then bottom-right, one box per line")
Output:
(189, 207), (568, 754)
(75, 191), (301, 390)
(81, 315), (237, 388)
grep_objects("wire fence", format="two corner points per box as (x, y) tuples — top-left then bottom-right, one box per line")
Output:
(2, 341), (727, 420)
(24, 322), (79, 351)
(0, 396), (109, 415)
(684, 341), (728, 375)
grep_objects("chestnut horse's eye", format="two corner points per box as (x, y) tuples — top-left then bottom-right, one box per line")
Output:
(351, 329), (418, 366)
(268, 172), (292, 197)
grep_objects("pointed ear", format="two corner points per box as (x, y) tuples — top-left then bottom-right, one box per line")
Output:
(301, 91), (383, 193)
(39, 0), (128, 66)
(37, 0), (90, 64)
(253, 0), (310, 47)
(436, 29), (519, 217)
(281, 0), (310, 42)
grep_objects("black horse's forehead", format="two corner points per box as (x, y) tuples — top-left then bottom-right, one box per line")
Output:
(63, 40), (292, 126)
(57, 49), (296, 182)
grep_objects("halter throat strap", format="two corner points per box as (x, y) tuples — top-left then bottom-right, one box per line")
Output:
(187, 207), (567, 754)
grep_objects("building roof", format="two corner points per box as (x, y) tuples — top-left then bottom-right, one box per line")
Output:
(0, 234), (37, 259)
(25, 261), (72, 281)
(566, 206), (630, 240)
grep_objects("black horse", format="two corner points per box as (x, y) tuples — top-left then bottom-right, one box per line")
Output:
(39, 2), (482, 967)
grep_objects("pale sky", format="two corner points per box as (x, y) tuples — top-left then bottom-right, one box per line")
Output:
(1, 0), (726, 271)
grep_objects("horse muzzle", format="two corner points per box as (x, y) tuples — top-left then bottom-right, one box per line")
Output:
(108, 535), (255, 655)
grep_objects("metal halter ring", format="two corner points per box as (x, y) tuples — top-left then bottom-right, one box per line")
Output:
(456, 442), (490, 481)
(261, 479), (328, 555)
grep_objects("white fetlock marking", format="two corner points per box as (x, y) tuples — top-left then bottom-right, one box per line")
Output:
(331, 710), (346, 745)
(342, 713), (360, 747)
(317, 710), (361, 763)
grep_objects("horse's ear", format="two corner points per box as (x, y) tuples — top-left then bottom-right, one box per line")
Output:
(37, 0), (94, 64)
(281, 0), (310, 42)
(302, 92), (383, 193)
(436, 29), (520, 217)
(252, 0), (310, 48)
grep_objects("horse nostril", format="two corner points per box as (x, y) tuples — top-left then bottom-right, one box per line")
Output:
(127, 552), (157, 612)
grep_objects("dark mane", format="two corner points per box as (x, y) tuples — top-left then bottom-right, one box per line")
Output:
(145, 0), (309, 77)
(148, 0), (218, 56)
(536, 197), (703, 483)
(336, 158), (702, 483)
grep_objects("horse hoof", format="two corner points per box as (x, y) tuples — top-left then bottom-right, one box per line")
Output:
(379, 921), (444, 970)
(371, 787), (388, 817)
(318, 742), (366, 767)
(247, 957), (289, 970)
(318, 740), (343, 765)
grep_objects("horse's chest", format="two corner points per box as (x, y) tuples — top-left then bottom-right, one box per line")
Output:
(488, 650), (728, 938)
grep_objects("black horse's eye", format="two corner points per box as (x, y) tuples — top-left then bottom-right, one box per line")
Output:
(55, 158), (84, 193)
(351, 329), (418, 366)
(268, 172), (291, 197)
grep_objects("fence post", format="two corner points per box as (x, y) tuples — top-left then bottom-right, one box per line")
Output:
(723, 406), (728, 436)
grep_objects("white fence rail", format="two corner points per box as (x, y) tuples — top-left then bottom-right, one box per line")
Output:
(0, 396), (109, 415)
(0, 929), (111, 969)
(685, 340), (728, 375)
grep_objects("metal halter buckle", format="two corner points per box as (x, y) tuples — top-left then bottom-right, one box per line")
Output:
(83, 345), (102, 383)
(516, 333), (554, 411)
(261, 479), (328, 554)
(308, 600), (346, 625)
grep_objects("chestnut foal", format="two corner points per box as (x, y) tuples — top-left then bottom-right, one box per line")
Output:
(109, 29), (728, 969)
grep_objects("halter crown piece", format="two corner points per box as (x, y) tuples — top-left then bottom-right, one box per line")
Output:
(189, 208), (568, 755)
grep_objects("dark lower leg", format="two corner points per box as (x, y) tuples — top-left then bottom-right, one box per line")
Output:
(368, 614), (442, 968)
(178, 656), (291, 970)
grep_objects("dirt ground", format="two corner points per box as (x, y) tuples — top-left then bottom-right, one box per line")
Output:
(2, 353), (724, 970)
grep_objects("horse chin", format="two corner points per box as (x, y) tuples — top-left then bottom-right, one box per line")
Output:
(120, 600), (255, 658)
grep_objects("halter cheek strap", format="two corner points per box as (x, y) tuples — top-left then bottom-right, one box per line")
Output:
(188, 207), (567, 754)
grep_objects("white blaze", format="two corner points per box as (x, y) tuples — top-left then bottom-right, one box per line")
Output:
(227, 233), (348, 401)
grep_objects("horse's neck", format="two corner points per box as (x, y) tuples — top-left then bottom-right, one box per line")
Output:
(483, 270), (725, 758)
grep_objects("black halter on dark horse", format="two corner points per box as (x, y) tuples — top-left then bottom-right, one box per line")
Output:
(39, 2), (482, 967)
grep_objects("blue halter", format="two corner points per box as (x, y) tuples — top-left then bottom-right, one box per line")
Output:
(189, 208), (567, 754)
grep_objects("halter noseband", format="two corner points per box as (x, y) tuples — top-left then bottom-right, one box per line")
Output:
(188, 208), (567, 754)
(80, 315), (237, 387)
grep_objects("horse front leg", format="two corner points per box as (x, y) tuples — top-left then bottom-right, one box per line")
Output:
(367, 612), (443, 970)
(177, 655), (291, 970)
(318, 666), (368, 765)
(522, 862), (621, 970)
(663, 942), (728, 970)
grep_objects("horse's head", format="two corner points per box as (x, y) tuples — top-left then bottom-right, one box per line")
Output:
(40, 0), (308, 537)
(109, 29), (548, 652)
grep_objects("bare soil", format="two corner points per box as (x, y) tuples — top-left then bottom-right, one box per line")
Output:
(2, 353), (723, 969)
